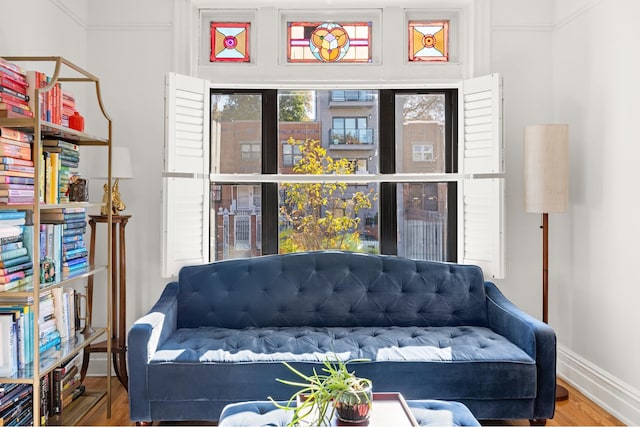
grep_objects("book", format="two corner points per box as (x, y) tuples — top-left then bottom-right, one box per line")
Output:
(0, 92), (29, 108)
(0, 176), (34, 185)
(0, 58), (27, 78)
(0, 195), (34, 205)
(0, 165), (34, 174)
(0, 241), (23, 252)
(0, 65), (27, 88)
(0, 247), (27, 261)
(0, 260), (33, 276)
(43, 139), (79, 152)
(0, 73), (27, 93)
(0, 85), (28, 103)
(0, 275), (32, 292)
(0, 128), (32, 144)
(0, 255), (30, 268)
(0, 99), (29, 112)
(0, 210), (27, 220)
(0, 270), (31, 285)
(0, 137), (30, 150)
(40, 212), (85, 222)
(0, 312), (17, 376)
(0, 157), (33, 167)
(0, 144), (31, 161)
(0, 218), (26, 228)
(0, 189), (34, 199)
(0, 105), (34, 118)
(0, 383), (30, 411)
(0, 184), (33, 193)
(0, 226), (22, 239)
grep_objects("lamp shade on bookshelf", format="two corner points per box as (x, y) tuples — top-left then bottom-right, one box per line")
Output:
(89, 146), (133, 180)
(84, 146), (133, 215)
(523, 124), (569, 214)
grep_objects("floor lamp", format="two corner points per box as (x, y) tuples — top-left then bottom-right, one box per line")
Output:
(524, 124), (570, 402)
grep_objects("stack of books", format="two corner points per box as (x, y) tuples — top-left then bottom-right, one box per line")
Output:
(43, 139), (80, 204)
(50, 353), (84, 416)
(0, 127), (35, 205)
(40, 207), (88, 278)
(61, 90), (77, 129)
(0, 58), (32, 119)
(0, 383), (33, 426)
(0, 211), (33, 292)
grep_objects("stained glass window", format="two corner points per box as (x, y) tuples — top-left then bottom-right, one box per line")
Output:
(287, 21), (372, 63)
(408, 21), (449, 62)
(210, 22), (250, 62)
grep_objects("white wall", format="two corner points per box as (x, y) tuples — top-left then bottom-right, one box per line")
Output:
(3, 0), (640, 424)
(83, 0), (175, 373)
(552, 0), (640, 423)
(492, 0), (640, 424)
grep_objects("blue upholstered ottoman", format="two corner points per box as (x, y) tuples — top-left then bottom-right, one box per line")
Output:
(218, 399), (480, 427)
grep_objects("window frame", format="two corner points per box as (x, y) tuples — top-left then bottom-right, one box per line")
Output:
(209, 87), (459, 261)
(163, 73), (503, 279)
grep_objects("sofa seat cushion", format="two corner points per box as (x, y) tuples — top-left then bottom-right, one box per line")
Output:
(151, 325), (531, 364)
(147, 326), (536, 402)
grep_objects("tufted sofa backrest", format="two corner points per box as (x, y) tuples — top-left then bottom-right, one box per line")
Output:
(176, 251), (488, 329)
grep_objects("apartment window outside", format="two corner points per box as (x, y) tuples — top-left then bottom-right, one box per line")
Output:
(282, 142), (302, 166)
(331, 90), (375, 102)
(330, 117), (372, 145)
(412, 144), (434, 162)
(241, 142), (261, 161)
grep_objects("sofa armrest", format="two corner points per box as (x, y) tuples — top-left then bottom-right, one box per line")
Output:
(484, 282), (556, 419)
(127, 281), (180, 422)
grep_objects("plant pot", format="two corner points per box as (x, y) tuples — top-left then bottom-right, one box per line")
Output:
(334, 382), (373, 424)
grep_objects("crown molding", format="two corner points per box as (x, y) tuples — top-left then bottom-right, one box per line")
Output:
(87, 23), (173, 32)
(554, 0), (601, 31)
(49, 0), (87, 30)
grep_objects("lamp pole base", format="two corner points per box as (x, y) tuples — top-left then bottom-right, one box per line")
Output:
(556, 384), (569, 401)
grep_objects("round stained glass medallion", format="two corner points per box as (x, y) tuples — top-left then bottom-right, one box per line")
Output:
(309, 23), (350, 62)
(224, 35), (238, 49)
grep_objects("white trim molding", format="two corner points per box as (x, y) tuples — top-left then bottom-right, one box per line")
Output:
(558, 344), (640, 425)
(87, 23), (173, 32)
(49, 0), (87, 29)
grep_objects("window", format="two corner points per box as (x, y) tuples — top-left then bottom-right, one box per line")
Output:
(330, 117), (372, 145)
(282, 142), (303, 166)
(241, 143), (260, 161)
(412, 144), (434, 162)
(163, 73), (503, 279)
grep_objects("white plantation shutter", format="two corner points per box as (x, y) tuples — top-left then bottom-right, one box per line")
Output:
(460, 74), (505, 279)
(162, 73), (210, 278)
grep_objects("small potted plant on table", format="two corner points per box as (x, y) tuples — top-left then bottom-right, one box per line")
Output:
(270, 356), (373, 426)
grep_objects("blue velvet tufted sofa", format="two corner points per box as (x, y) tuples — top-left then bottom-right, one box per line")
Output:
(128, 251), (556, 424)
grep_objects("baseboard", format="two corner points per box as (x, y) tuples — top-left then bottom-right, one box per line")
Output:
(84, 354), (111, 377)
(558, 344), (640, 425)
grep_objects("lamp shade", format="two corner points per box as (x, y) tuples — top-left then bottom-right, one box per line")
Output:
(524, 124), (569, 213)
(89, 146), (134, 180)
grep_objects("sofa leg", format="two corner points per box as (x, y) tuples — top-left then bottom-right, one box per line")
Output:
(529, 419), (547, 426)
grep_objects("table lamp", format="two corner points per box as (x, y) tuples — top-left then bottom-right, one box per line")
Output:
(90, 146), (134, 216)
(523, 123), (569, 401)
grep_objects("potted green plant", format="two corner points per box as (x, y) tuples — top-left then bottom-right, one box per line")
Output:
(269, 356), (373, 426)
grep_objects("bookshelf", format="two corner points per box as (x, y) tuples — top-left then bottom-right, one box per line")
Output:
(0, 56), (112, 426)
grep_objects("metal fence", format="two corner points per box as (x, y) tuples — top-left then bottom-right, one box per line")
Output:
(399, 212), (446, 261)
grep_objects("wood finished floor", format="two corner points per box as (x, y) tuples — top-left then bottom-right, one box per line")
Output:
(77, 377), (624, 426)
